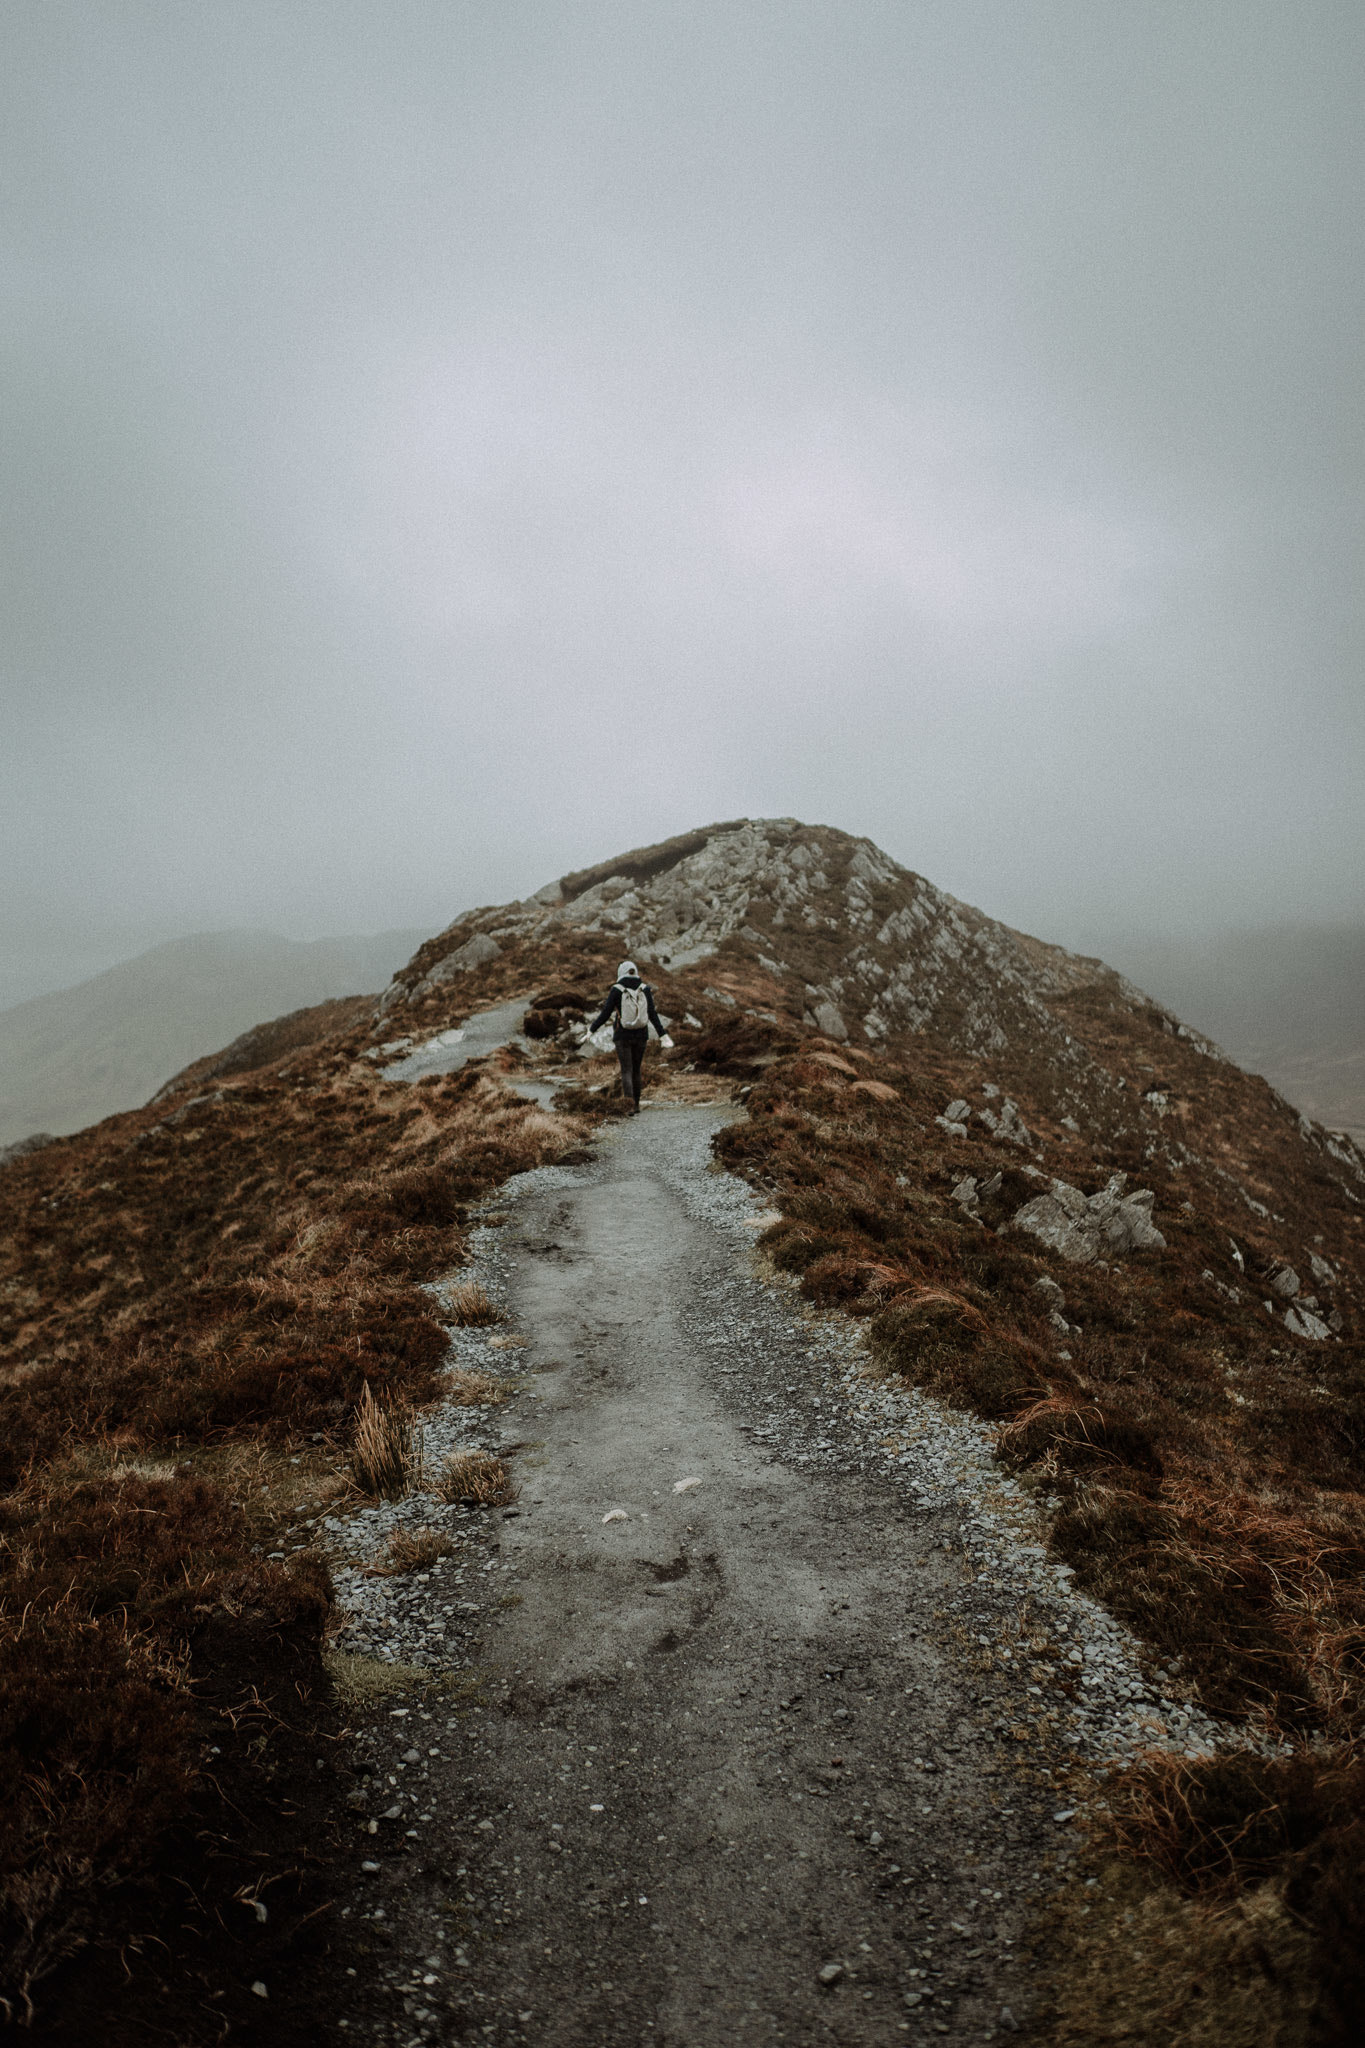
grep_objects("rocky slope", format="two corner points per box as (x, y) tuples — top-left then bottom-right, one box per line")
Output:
(384, 814), (1365, 1232)
(3, 815), (1362, 2041)
(383, 817), (1146, 1071)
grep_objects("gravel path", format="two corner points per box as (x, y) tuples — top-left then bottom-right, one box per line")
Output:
(324, 1099), (1227, 2046)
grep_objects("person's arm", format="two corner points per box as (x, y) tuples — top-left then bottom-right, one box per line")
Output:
(645, 988), (666, 1034)
(589, 987), (619, 1033)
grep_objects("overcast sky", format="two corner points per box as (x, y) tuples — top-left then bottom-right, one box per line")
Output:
(3, 1), (1362, 1004)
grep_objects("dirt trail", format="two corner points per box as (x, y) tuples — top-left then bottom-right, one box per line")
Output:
(339, 1105), (1061, 2046)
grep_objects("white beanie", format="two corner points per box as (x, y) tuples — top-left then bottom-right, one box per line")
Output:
(617, 959), (639, 979)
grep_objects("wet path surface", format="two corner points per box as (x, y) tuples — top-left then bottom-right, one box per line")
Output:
(379, 1001), (532, 1083)
(337, 1107), (1063, 2046)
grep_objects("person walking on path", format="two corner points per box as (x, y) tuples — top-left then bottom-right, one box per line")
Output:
(588, 960), (671, 1112)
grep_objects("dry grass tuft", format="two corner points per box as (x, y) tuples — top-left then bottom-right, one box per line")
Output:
(435, 1451), (514, 1506)
(367, 1526), (454, 1575)
(323, 1648), (426, 1705)
(445, 1368), (508, 1406)
(1030, 1752), (1365, 2044)
(446, 1281), (503, 1327)
(351, 1383), (417, 1498)
(1104, 1750), (1365, 1904)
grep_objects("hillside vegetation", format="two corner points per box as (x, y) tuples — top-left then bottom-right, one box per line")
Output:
(3, 818), (1362, 2039)
(0, 1004), (592, 2030)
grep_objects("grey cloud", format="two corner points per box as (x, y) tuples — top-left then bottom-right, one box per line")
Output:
(2, 1), (1361, 988)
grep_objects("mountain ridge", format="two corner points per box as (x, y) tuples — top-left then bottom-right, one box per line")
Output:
(3, 815), (1363, 2037)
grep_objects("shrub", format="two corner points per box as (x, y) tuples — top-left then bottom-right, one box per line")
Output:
(800, 1251), (876, 1306)
(0, 1471), (330, 2024)
(1107, 1751), (1362, 1895)
(867, 1290), (1040, 1415)
(871, 1289), (991, 1370)
(523, 987), (593, 1037)
(686, 1015), (797, 1076)
(759, 1218), (839, 1273)
(1100, 1751), (1365, 2039)
(0, 1609), (196, 2023)
(999, 1395), (1164, 1479)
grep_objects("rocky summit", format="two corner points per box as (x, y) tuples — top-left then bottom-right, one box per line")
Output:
(3, 816), (1363, 2047)
(387, 816), (1153, 1066)
(384, 815), (1364, 1227)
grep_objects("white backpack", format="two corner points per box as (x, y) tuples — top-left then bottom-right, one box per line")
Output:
(617, 981), (651, 1030)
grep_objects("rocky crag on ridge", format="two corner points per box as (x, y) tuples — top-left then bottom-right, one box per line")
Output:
(382, 815), (1365, 1254)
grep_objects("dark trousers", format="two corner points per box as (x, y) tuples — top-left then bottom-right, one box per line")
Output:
(615, 1028), (648, 1102)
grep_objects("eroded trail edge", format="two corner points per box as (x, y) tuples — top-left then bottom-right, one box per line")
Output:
(327, 1104), (1220, 2047)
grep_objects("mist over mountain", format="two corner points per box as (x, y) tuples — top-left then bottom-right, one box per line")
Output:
(0, 926), (431, 1148)
(9, 848), (1358, 1155)
(1098, 926), (1365, 1136)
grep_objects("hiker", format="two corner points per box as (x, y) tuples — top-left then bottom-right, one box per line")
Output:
(589, 960), (672, 1111)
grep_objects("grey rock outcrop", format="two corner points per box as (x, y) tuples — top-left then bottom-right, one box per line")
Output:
(1011, 1173), (1166, 1265)
(399, 933), (502, 1006)
(979, 1097), (1031, 1147)
(374, 822), (1177, 1096)
(807, 999), (848, 1041)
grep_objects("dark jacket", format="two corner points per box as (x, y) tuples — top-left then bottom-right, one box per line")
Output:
(590, 976), (665, 1038)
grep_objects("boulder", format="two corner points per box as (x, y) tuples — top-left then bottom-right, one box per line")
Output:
(412, 933), (502, 999)
(1012, 1172), (1166, 1265)
(978, 1097), (1031, 1147)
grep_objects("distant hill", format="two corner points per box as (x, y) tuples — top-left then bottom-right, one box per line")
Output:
(1098, 925), (1365, 1136)
(0, 927), (431, 1147)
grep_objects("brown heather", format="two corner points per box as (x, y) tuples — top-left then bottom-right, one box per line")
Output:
(709, 1005), (1365, 2038)
(0, 983), (593, 2029)
(4, 821), (1364, 2037)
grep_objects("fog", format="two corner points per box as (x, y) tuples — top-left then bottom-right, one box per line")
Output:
(4, 1), (1362, 1006)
